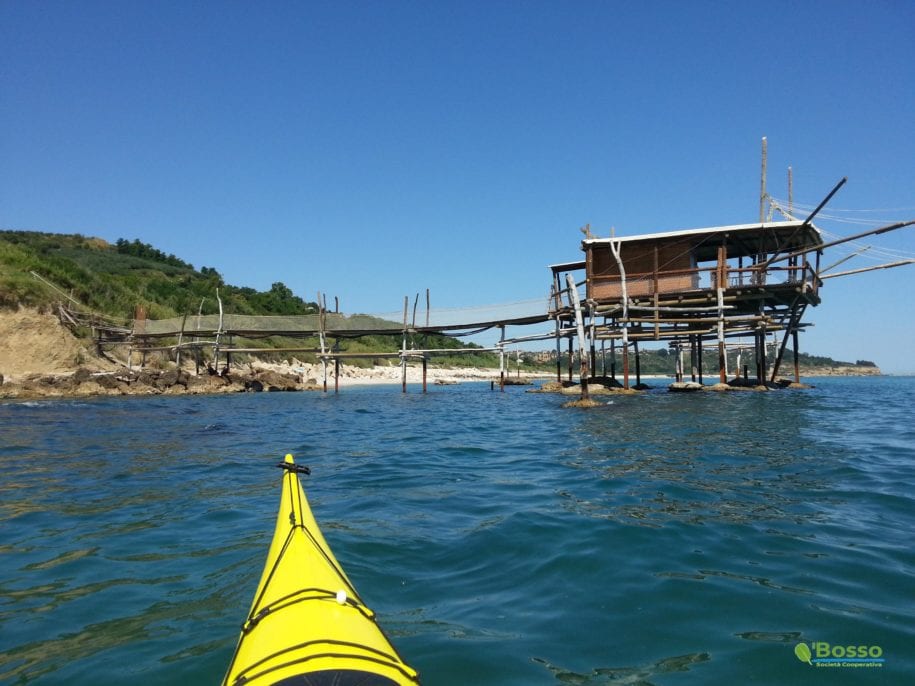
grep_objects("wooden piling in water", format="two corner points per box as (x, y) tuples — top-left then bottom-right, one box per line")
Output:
(634, 340), (641, 386)
(697, 335), (703, 384)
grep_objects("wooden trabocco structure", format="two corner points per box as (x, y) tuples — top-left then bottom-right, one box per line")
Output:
(550, 220), (825, 389)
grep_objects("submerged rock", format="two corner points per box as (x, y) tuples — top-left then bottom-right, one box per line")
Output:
(669, 381), (704, 392)
(562, 397), (603, 408)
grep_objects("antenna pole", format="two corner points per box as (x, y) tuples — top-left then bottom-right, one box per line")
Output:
(760, 136), (768, 222)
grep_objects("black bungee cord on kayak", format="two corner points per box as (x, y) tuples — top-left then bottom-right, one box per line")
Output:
(277, 461), (311, 475)
(241, 462), (358, 635)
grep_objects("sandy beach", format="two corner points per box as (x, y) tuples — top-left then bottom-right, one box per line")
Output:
(247, 357), (532, 387)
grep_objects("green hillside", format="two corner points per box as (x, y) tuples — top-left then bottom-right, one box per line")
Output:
(0, 230), (318, 319)
(0, 230), (495, 365)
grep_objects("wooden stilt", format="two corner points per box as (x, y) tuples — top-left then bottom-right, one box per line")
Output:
(771, 299), (804, 383)
(176, 312), (188, 368)
(634, 340), (641, 386)
(567, 338), (573, 384)
(402, 296), (408, 394)
(499, 326), (506, 392)
(675, 343), (683, 383)
(566, 274), (590, 400)
(611, 337), (616, 380)
(717, 287), (726, 383)
(697, 335), (703, 384)
(609, 239), (630, 391)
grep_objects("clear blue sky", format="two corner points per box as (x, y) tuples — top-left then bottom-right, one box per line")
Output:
(2, 1), (914, 372)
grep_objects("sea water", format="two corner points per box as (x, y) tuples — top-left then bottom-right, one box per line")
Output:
(0, 377), (913, 684)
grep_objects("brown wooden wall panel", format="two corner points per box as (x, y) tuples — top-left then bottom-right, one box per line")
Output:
(586, 239), (697, 301)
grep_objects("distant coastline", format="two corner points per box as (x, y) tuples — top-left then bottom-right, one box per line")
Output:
(0, 307), (883, 400)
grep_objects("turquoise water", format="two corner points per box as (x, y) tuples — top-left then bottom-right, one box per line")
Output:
(1, 377), (913, 684)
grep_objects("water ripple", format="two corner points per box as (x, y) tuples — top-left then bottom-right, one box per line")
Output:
(1, 380), (914, 684)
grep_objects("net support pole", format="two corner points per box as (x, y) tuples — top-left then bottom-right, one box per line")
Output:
(402, 296), (408, 394)
(609, 240), (630, 390)
(717, 287), (727, 383)
(499, 326), (506, 392)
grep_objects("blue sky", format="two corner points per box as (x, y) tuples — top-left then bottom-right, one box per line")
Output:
(2, 1), (914, 371)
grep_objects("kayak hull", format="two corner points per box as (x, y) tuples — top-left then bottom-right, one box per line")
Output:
(222, 455), (419, 686)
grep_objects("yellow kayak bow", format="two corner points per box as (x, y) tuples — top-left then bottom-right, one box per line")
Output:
(222, 454), (420, 686)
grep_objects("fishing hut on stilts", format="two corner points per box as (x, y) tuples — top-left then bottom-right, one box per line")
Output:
(548, 139), (915, 397)
(550, 218), (825, 392)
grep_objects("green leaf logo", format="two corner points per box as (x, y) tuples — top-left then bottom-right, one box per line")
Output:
(795, 643), (813, 665)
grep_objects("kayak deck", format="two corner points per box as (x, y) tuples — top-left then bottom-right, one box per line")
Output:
(222, 455), (419, 686)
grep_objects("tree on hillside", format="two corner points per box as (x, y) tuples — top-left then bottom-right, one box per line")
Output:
(116, 238), (193, 270)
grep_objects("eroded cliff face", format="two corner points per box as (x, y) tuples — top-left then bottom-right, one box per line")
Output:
(0, 307), (305, 398)
(0, 307), (106, 380)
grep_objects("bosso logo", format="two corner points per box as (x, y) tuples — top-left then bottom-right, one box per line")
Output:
(814, 643), (882, 659)
(795, 642), (885, 668)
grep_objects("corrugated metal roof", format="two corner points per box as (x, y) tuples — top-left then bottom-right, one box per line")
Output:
(581, 220), (823, 260)
(548, 259), (586, 272)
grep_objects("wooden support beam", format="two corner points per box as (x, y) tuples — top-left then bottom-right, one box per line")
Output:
(620, 314), (765, 324)
(820, 259), (915, 280)
(566, 274), (589, 399)
(769, 218), (915, 267)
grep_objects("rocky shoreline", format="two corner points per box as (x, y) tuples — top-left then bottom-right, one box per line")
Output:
(0, 365), (308, 399)
(0, 360), (529, 400)
(0, 363), (886, 400)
